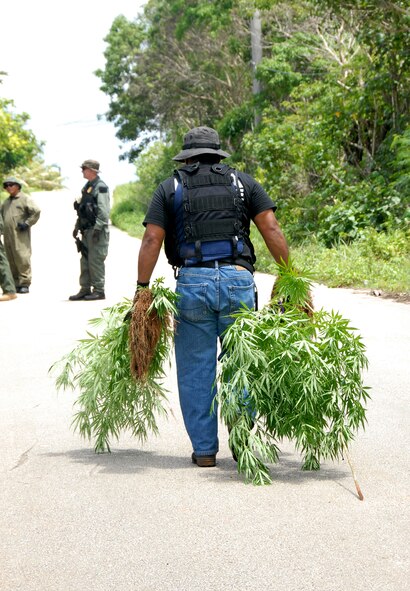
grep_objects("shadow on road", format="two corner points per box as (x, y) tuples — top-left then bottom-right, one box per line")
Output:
(41, 447), (349, 485)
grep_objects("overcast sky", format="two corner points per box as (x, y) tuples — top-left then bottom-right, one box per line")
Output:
(1, 0), (146, 191)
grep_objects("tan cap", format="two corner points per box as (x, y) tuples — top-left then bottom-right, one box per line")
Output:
(3, 176), (22, 189)
(80, 159), (100, 172)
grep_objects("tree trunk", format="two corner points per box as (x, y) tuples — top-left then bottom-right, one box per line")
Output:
(250, 9), (262, 127)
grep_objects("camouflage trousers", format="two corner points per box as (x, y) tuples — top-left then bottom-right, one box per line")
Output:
(0, 241), (16, 294)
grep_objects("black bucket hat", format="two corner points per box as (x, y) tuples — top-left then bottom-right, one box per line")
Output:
(172, 126), (230, 162)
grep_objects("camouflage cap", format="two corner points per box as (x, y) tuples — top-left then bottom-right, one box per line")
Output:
(80, 159), (100, 172)
(172, 126), (230, 162)
(3, 176), (22, 189)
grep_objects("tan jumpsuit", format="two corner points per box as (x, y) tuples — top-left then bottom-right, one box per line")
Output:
(1, 192), (41, 287)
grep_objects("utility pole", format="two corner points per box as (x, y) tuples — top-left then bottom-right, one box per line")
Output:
(250, 9), (262, 127)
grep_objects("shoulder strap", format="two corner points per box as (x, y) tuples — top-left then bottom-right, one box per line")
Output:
(173, 172), (185, 246)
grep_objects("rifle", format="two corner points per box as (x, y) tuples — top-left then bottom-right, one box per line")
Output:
(75, 237), (88, 259)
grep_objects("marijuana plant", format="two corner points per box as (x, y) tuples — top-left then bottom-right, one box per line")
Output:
(50, 279), (177, 452)
(217, 265), (370, 486)
(51, 267), (369, 493)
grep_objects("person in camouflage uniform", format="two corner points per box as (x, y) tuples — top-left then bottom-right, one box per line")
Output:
(1, 177), (41, 294)
(0, 210), (17, 301)
(69, 160), (110, 301)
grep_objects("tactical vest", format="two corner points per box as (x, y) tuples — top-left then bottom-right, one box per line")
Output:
(76, 180), (106, 230)
(166, 163), (247, 267)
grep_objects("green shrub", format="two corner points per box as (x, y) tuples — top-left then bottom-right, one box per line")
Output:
(358, 227), (410, 261)
(111, 182), (146, 238)
(110, 141), (177, 239)
(317, 179), (405, 247)
(133, 142), (175, 210)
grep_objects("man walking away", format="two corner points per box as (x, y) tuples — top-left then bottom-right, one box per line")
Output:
(135, 126), (289, 468)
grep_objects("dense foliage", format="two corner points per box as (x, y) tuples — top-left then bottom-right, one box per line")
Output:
(96, 2), (253, 159)
(98, 0), (409, 248)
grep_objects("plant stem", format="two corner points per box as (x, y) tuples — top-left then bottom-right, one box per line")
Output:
(344, 446), (364, 501)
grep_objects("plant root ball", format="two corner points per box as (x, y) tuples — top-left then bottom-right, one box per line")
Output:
(129, 289), (162, 381)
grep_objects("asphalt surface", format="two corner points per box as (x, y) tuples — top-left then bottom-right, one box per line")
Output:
(1, 190), (409, 591)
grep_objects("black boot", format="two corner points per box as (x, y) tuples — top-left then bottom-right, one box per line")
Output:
(69, 290), (91, 301)
(83, 291), (105, 301)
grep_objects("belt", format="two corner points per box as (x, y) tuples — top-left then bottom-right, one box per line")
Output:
(185, 260), (233, 268)
(183, 260), (249, 271)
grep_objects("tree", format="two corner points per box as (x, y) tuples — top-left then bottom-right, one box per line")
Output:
(0, 97), (41, 177)
(14, 157), (64, 192)
(99, 0), (409, 243)
(242, 0), (410, 241)
(96, 0), (254, 160)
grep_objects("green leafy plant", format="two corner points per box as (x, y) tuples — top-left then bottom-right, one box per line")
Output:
(50, 280), (177, 453)
(217, 264), (370, 486)
(51, 267), (370, 492)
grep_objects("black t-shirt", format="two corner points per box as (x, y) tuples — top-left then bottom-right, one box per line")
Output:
(143, 165), (277, 272)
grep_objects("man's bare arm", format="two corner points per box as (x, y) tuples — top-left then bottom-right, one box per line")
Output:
(254, 209), (289, 265)
(137, 223), (166, 284)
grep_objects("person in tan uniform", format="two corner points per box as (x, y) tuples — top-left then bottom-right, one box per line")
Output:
(1, 177), (41, 293)
(0, 210), (17, 301)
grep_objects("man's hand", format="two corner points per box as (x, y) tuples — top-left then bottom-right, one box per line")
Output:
(17, 222), (29, 231)
(132, 281), (150, 305)
(124, 282), (150, 322)
(135, 281), (150, 290)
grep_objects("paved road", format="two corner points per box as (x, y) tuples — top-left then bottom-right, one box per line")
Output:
(1, 190), (409, 591)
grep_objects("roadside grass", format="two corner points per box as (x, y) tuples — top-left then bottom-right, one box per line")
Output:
(110, 183), (146, 238)
(111, 185), (410, 298)
(252, 230), (410, 296)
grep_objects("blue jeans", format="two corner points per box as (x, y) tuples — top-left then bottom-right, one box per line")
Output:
(174, 263), (255, 457)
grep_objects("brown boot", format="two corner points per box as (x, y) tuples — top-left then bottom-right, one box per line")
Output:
(0, 293), (17, 301)
(191, 453), (216, 467)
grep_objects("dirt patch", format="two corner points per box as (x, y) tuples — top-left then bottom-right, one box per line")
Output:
(359, 289), (410, 304)
(378, 291), (410, 304)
